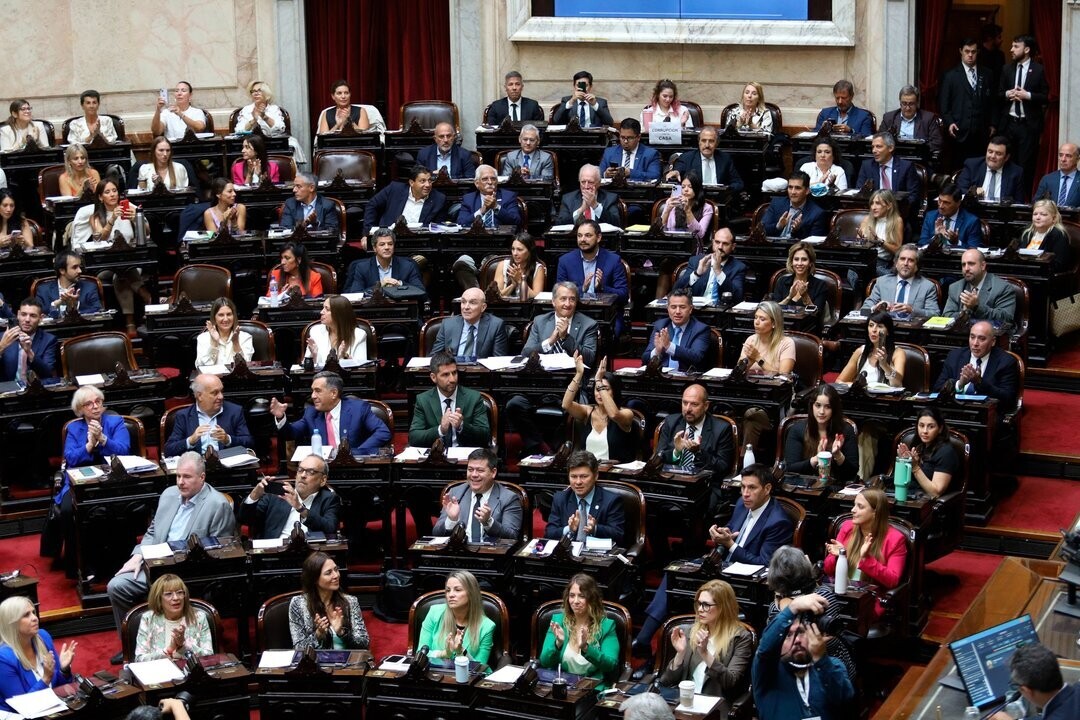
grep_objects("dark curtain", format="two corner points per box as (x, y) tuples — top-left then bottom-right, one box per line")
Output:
(1030, 0), (1061, 190)
(916, 0), (952, 113)
(305, 1), (452, 131)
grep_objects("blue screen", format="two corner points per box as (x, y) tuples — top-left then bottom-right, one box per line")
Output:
(554, 0), (808, 21)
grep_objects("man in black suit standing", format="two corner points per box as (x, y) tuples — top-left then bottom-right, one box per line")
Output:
(551, 71), (613, 128)
(666, 127), (744, 191)
(242, 454), (341, 539)
(880, 85), (944, 160)
(485, 71), (544, 125)
(996, 34), (1049, 191)
(940, 37), (996, 165)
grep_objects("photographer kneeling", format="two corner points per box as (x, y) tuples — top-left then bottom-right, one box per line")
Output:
(126, 692), (192, 720)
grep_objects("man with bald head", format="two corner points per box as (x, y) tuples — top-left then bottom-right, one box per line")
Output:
(430, 287), (509, 358)
(455, 165), (522, 229)
(1034, 143), (1080, 207)
(942, 248), (1016, 324)
(416, 121), (477, 179)
(164, 373), (253, 457)
(935, 320), (1019, 411)
(554, 164), (622, 226)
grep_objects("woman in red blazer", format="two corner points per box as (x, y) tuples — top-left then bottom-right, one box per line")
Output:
(823, 488), (907, 616)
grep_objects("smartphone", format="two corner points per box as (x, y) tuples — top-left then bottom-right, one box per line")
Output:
(264, 480), (286, 496)
(607, 162), (618, 170)
(120, 199), (131, 213)
(670, 184), (683, 198)
(533, 539), (548, 554)
(159, 88), (168, 103)
(577, 81), (587, 93)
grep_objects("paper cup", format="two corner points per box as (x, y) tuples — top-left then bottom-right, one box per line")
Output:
(679, 680), (695, 706)
(454, 654), (469, 682)
(817, 451), (832, 481)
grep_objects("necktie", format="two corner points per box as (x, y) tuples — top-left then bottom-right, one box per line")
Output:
(735, 509), (753, 547)
(668, 326), (682, 369)
(711, 278), (720, 305)
(471, 493), (483, 542)
(483, 209), (496, 228)
(622, 151), (631, 168)
(896, 279), (908, 305)
(943, 216), (952, 241)
(510, 103), (518, 122)
(681, 425), (696, 471)
(576, 499), (588, 542)
(880, 165), (891, 190)
(324, 411), (337, 447)
(463, 324), (476, 357)
(579, 101), (587, 127)
(969, 356), (983, 393)
(1060, 175), (1070, 207)
(968, 67), (977, 90)
(782, 207), (800, 238)
(988, 170), (999, 201)
(443, 397), (455, 446)
(1013, 64), (1024, 117)
(583, 205), (593, 220)
(522, 153), (531, 171)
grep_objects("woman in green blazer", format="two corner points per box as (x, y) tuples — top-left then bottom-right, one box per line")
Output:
(539, 573), (621, 689)
(418, 570), (495, 667)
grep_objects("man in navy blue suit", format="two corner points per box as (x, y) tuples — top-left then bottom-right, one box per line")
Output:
(35, 251), (102, 319)
(989, 643), (1080, 720)
(484, 71), (545, 125)
(362, 165), (448, 235)
(957, 136), (1027, 203)
(280, 172), (341, 230)
(761, 172), (829, 239)
(855, 132), (920, 201)
(554, 164), (623, 226)
(813, 80), (874, 136)
(934, 320), (1019, 412)
(342, 229), (426, 298)
(544, 450), (625, 546)
(455, 165), (522, 229)
(600, 119), (661, 182)
(269, 371), (391, 454)
(1033, 143), (1080, 207)
(918, 184), (983, 249)
(667, 127), (743, 191)
(164, 374), (254, 457)
(676, 227), (748, 302)
(0, 297), (57, 382)
(416, 122), (477, 180)
(642, 289), (711, 371)
(241, 454), (341, 539)
(556, 219), (629, 334)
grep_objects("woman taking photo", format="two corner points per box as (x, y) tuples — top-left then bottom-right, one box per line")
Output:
(87, 178), (151, 335)
(0, 596), (76, 707)
(289, 551), (369, 650)
(771, 241), (829, 314)
(138, 136), (189, 190)
(418, 570), (493, 665)
(490, 232), (546, 300)
(640, 79), (693, 131)
(896, 407), (959, 499)
(1021, 199), (1072, 273)
(540, 573), (619, 689)
(0, 189), (33, 249)
(660, 172), (712, 242)
(267, 242), (323, 298)
(0, 99), (49, 151)
(561, 355), (637, 463)
(799, 139), (849, 191)
(196, 297), (254, 367)
(304, 295), (368, 366)
(231, 135), (280, 186)
(740, 300), (795, 376)
(783, 384), (859, 483)
(203, 178), (248, 233)
(659, 579), (752, 698)
(316, 80), (370, 134)
(824, 488), (907, 616)
(58, 143), (101, 197)
(859, 189), (905, 276)
(734, 82), (772, 133)
(134, 575), (213, 662)
(837, 311), (906, 388)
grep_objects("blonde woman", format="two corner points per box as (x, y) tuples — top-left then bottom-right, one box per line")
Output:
(735, 82), (773, 134)
(235, 80), (287, 136)
(418, 570), (494, 665)
(739, 301), (794, 448)
(859, 190), (905, 276)
(134, 574), (213, 661)
(0, 596), (76, 707)
(1020, 199), (1071, 273)
(58, 144), (101, 197)
(540, 573), (620, 689)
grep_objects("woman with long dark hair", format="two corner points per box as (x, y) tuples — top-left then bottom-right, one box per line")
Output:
(837, 311), (906, 387)
(231, 135), (280, 186)
(491, 233), (546, 299)
(203, 178), (247, 232)
(783, 384), (859, 482)
(288, 551), (369, 650)
(0, 189), (33, 249)
(267, 241), (323, 298)
(660, 171), (712, 241)
(561, 355), (637, 463)
(896, 406), (959, 498)
(305, 295), (368, 365)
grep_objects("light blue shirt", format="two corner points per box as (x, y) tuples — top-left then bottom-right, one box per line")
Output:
(190, 406), (223, 451)
(898, 116), (916, 140)
(437, 152), (452, 173)
(376, 260), (393, 285)
(581, 255), (598, 294)
(166, 484), (209, 542)
(456, 321), (479, 357)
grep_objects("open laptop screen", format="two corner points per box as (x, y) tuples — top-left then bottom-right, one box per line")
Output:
(947, 614), (1038, 711)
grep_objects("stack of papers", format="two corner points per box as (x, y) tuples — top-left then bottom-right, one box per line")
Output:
(702, 368), (733, 379)
(113, 455), (158, 473)
(923, 316), (956, 329)
(290, 445), (332, 461)
(129, 658), (185, 685)
(5, 688), (68, 718)
(722, 562), (764, 577)
(75, 373), (107, 386)
(258, 650), (296, 669)
(732, 301), (760, 312)
(486, 665), (525, 683)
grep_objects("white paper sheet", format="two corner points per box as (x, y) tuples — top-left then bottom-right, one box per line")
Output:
(129, 658), (185, 685)
(75, 373), (106, 386)
(395, 447), (430, 461)
(258, 650), (296, 668)
(721, 562), (765, 577)
(220, 453), (259, 468)
(485, 665), (525, 683)
(613, 461), (646, 471)
(539, 354), (577, 371)
(252, 538), (284, 550)
(446, 446), (481, 461)
(418, 535), (449, 546)
(144, 304), (172, 314)
(141, 543), (174, 560)
(534, 291), (553, 302)
(290, 445), (332, 461)
(523, 538), (555, 556)
(197, 364), (232, 376)
(701, 368), (732, 379)
(341, 292), (365, 302)
(479, 356), (526, 370)
(585, 537), (614, 551)
(4, 688), (67, 718)
(676, 694), (722, 713)
(732, 301), (759, 312)
(406, 356), (430, 369)
(838, 484), (864, 496)
(113, 455), (158, 472)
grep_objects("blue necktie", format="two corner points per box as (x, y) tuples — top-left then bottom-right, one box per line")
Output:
(483, 209), (496, 228)
(668, 326), (682, 369)
(711, 277), (720, 305)
(1060, 175), (1071, 207)
(522, 154), (530, 170)
(578, 101), (587, 127)
(896, 279), (908, 305)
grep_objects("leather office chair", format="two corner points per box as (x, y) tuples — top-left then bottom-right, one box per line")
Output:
(310, 261), (338, 295)
(299, 318), (377, 366)
(257, 591), (301, 650)
(62, 413), (146, 458)
(399, 101), (459, 132)
(121, 598), (224, 662)
(37, 165), (66, 206)
(238, 319), (276, 362)
(313, 150), (377, 183)
(681, 101), (705, 128)
(418, 316), (446, 357)
(775, 497), (807, 547)
(774, 413), (859, 480)
(895, 342), (930, 392)
(438, 480), (531, 541)
(171, 264), (232, 302)
(227, 106), (292, 135)
(597, 480), (646, 559)
(786, 331), (823, 388)
(365, 398), (395, 436)
(830, 209), (869, 241)
(30, 275), (107, 309)
(159, 403), (192, 458)
(407, 589), (510, 668)
(60, 331), (137, 380)
(1002, 275), (1030, 355)
(478, 391), (499, 450)
(530, 598), (633, 683)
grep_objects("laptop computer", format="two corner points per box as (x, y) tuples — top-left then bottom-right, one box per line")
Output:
(947, 614), (1037, 718)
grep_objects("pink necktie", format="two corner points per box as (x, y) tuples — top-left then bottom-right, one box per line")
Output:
(324, 411), (337, 447)
(881, 165), (891, 190)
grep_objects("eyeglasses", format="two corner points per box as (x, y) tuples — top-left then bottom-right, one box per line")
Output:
(695, 600), (716, 611)
(297, 467), (325, 477)
(18, 106), (31, 112)
(163, 590), (186, 599)
(81, 399), (104, 408)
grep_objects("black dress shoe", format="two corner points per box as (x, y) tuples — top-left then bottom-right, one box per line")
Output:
(110, 651), (124, 665)
(630, 657), (654, 682)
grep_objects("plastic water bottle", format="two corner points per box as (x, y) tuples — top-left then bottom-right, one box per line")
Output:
(834, 548), (849, 594)
(311, 428), (322, 457)
(963, 707), (980, 720)
(742, 443), (756, 470)
(268, 276), (279, 306)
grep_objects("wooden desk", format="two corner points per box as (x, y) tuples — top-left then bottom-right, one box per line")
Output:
(474, 674), (599, 720)
(52, 672), (141, 719)
(38, 311), (117, 341)
(542, 126), (613, 191)
(0, 245), (55, 303)
(1, 144), (63, 223)
(366, 665), (478, 720)
(256, 649), (370, 720)
(791, 133), (934, 169)
(408, 538), (520, 594)
(597, 682), (728, 720)
(512, 541), (630, 606)
(138, 652), (252, 720)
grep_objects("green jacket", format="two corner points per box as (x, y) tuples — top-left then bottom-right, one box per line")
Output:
(418, 602), (495, 667)
(539, 612), (620, 690)
(408, 385), (490, 448)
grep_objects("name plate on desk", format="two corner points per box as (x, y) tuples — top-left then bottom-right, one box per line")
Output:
(648, 125), (682, 146)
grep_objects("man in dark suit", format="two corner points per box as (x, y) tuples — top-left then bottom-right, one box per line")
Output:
(556, 219), (629, 335)
(36, 251), (102, 319)
(655, 384), (734, 479)
(939, 37), (997, 164)
(551, 70), (614, 128)
(431, 288), (509, 358)
(880, 85), (944, 158)
(989, 643), (1080, 720)
(362, 165), (448, 234)
(455, 165), (522, 229)
(270, 371), (390, 454)
(485, 71), (545, 125)
(761, 171), (829, 239)
(164, 373), (254, 457)
(408, 352), (490, 449)
(642, 289), (711, 371)
(499, 124), (555, 181)
(0, 297), (57, 382)
(600, 118), (661, 182)
(957, 136), (1027, 203)
(241, 454), (341, 539)
(544, 450), (624, 545)
(416, 122), (477, 180)
(934, 320), (1019, 412)
(855, 133), (921, 202)
(918, 183), (983, 250)
(676, 227), (748, 302)
(813, 79), (874, 136)
(667, 127), (744, 191)
(554, 164), (622, 226)
(942, 249), (1017, 324)
(1033, 143), (1080, 207)
(280, 172), (341, 230)
(433, 448), (522, 541)
(996, 34), (1050, 190)
(342, 229), (426, 296)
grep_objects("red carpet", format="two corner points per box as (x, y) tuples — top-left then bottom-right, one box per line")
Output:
(1019, 389), (1080, 455)
(989, 475), (1080, 532)
(1046, 333), (1080, 370)
(7, 534), (80, 613)
(925, 551), (1003, 615)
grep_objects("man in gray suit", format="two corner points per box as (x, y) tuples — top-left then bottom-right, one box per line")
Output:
(431, 288), (509, 358)
(433, 448), (522, 541)
(862, 244), (941, 317)
(507, 281), (598, 456)
(499, 124), (555, 181)
(106, 452), (235, 662)
(943, 248), (1016, 324)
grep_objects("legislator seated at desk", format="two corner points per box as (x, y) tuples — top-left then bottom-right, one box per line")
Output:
(659, 172), (713, 241)
(196, 298), (254, 367)
(760, 171), (829, 240)
(783, 385), (860, 483)
(151, 81), (208, 141)
(0, 99), (51, 151)
(281, 172), (340, 231)
(0, 189), (33, 249)
(562, 356), (638, 463)
(556, 219), (629, 333)
(641, 78), (695, 130)
(813, 79), (874, 137)
(418, 570), (494, 664)
(551, 71), (614, 128)
(862, 244), (941, 316)
(164, 374), (253, 457)
(1034, 143), (1080, 207)
(136, 136), (191, 190)
(770, 242), (830, 319)
(941, 249), (1016, 324)
(544, 450), (625, 545)
(433, 448), (522, 541)
(854, 133), (921, 203)
(0, 297), (57, 382)
(896, 406), (960, 499)
(230, 135), (281, 187)
(837, 310), (907, 389)
(1021, 199), (1073, 273)
(418, 122), (478, 180)
(266, 241), (323, 298)
(600, 119), (661, 183)
(555, 164), (622, 227)
(36, 250), (103, 320)
(342, 228), (426, 296)
(539, 573), (621, 690)
(242, 454), (340, 538)
(67, 89), (119, 144)
(485, 71), (545, 125)
(430, 288), (508, 358)
(58, 144), (101, 198)
(304, 295), (369, 366)
(666, 127), (744, 191)
(290, 550), (369, 651)
(499, 124), (554, 181)
(203, 179), (247, 233)
(880, 85), (944, 158)
(455, 164), (522, 229)
(655, 384), (734, 480)
(0, 596), (75, 710)
(133, 574), (213, 662)
(987, 643), (1080, 720)
(918, 183), (982, 250)
(316, 80), (371, 135)
(675, 228), (747, 302)
(409, 352), (491, 450)
(956, 137), (1027, 203)
(934, 320), (1019, 412)
(361, 166), (447, 234)
(270, 371), (391, 454)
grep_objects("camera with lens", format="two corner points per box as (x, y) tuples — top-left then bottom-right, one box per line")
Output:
(1060, 529), (1080, 563)
(798, 612), (848, 637)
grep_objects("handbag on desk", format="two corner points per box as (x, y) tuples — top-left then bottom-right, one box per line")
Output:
(1050, 293), (1080, 337)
